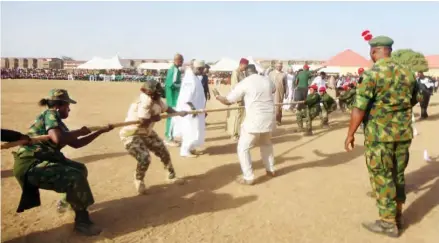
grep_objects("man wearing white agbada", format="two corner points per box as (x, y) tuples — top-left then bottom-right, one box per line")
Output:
(215, 64), (276, 185)
(173, 60), (207, 158)
(283, 67), (296, 111)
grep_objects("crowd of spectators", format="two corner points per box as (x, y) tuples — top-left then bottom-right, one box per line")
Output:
(1, 68), (232, 85)
(1, 68), (69, 80)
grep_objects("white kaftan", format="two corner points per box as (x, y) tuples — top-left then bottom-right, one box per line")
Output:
(172, 68), (207, 156)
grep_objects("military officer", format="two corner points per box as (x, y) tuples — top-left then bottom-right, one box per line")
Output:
(344, 36), (419, 237)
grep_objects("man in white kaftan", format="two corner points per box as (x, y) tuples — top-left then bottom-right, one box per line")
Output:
(173, 60), (207, 158)
(283, 67), (296, 111)
(214, 64), (276, 185)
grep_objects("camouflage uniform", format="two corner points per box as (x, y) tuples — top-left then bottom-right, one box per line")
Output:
(296, 92), (321, 134)
(319, 92), (337, 126)
(354, 36), (419, 235)
(120, 80), (177, 193)
(122, 132), (175, 181)
(12, 91), (95, 214)
(338, 87), (356, 112)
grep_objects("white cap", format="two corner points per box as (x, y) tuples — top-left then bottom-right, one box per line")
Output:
(193, 60), (205, 68)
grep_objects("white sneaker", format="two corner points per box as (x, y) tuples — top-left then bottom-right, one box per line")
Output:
(181, 153), (197, 158)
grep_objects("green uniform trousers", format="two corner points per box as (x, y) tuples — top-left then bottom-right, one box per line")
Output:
(319, 103), (337, 125)
(24, 157), (94, 211)
(365, 140), (411, 221)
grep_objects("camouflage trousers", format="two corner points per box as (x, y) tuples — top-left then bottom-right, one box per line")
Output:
(26, 158), (94, 211)
(123, 131), (175, 181)
(296, 109), (318, 132)
(365, 140), (411, 222)
(319, 104), (337, 125)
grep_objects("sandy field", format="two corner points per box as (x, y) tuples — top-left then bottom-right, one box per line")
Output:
(1, 79), (438, 243)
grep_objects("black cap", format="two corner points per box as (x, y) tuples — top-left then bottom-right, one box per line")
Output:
(246, 64), (257, 73)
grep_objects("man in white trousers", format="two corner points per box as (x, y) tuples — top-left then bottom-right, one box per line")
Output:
(173, 60), (207, 158)
(214, 64), (276, 185)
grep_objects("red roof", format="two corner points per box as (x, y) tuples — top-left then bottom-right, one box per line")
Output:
(324, 49), (371, 67)
(426, 55), (439, 68)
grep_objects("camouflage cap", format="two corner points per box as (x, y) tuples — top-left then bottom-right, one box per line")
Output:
(48, 89), (77, 104)
(142, 78), (159, 93)
(369, 36), (394, 48)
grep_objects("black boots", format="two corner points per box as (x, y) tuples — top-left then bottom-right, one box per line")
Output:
(420, 108), (429, 119)
(74, 210), (102, 236)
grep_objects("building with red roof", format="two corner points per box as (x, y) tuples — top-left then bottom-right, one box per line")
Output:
(425, 55), (439, 76)
(323, 49), (372, 75)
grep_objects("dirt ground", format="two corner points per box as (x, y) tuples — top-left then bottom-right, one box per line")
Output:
(1, 79), (438, 243)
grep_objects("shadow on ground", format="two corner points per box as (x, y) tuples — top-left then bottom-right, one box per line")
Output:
(1, 152), (127, 179)
(403, 161), (439, 231)
(4, 145), (363, 243)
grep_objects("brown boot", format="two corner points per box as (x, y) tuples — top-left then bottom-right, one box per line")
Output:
(362, 220), (399, 238)
(74, 210), (102, 236)
(366, 191), (376, 198)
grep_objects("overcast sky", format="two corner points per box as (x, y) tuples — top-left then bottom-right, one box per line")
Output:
(2, 1), (438, 61)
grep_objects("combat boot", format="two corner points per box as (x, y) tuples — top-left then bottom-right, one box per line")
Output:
(366, 191), (376, 198)
(133, 173), (147, 194)
(166, 167), (184, 185)
(57, 199), (69, 213)
(74, 210), (102, 236)
(362, 220), (399, 238)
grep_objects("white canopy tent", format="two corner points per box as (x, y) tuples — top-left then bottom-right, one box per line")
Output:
(137, 62), (172, 70)
(210, 58), (239, 72)
(76, 55), (130, 70)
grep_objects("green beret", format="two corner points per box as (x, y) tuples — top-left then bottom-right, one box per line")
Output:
(369, 35), (394, 48)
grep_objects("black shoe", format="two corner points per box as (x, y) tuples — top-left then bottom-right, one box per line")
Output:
(74, 210), (102, 236)
(362, 220), (399, 238)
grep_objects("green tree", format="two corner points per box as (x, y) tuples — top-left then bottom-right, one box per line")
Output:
(392, 49), (429, 72)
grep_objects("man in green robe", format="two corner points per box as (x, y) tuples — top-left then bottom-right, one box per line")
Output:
(164, 53), (184, 146)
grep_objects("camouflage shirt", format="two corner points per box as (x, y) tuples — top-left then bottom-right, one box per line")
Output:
(354, 58), (418, 142)
(320, 93), (336, 111)
(14, 109), (69, 187)
(339, 88), (356, 108)
(18, 109), (69, 154)
(305, 93), (321, 118)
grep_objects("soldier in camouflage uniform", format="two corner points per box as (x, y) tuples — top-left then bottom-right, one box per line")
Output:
(344, 36), (419, 238)
(119, 79), (188, 195)
(12, 89), (113, 236)
(338, 84), (356, 112)
(318, 86), (337, 128)
(296, 84), (321, 136)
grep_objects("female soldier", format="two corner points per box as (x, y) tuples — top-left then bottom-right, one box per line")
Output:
(12, 89), (112, 236)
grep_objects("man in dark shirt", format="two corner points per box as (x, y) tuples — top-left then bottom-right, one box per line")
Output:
(294, 64), (326, 111)
(201, 64), (211, 100)
(201, 64), (211, 120)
